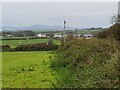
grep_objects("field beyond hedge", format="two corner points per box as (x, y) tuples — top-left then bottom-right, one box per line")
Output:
(2, 51), (57, 88)
(1, 38), (61, 47)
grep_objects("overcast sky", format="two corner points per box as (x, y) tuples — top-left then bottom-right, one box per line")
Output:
(2, 2), (118, 28)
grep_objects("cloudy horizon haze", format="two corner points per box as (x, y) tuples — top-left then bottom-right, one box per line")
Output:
(2, 2), (118, 29)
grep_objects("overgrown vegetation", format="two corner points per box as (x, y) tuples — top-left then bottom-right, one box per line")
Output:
(50, 38), (119, 88)
(50, 24), (120, 88)
(97, 24), (120, 41)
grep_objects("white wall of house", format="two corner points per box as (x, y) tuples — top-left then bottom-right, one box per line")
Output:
(83, 34), (92, 37)
(6, 35), (13, 37)
(37, 33), (46, 37)
(54, 34), (62, 38)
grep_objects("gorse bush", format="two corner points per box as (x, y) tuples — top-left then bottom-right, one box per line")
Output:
(50, 39), (119, 88)
(97, 24), (120, 41)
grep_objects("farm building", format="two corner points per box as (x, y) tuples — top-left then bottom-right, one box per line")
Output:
(83, 34), (93, 37)
(37, 33), (46, 37)
(5, 34), (13, 37)
(54, 33), (62, 38)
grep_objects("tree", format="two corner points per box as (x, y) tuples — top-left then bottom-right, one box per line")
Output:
(110, 14), (120, 25)
(23, 31), (36, 37)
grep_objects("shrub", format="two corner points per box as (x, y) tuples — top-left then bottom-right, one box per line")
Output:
(50, 39), (119, 88)
(15, 43), (58, 51)
(97, 24), (120, 41)
(0, 45), (13, 51)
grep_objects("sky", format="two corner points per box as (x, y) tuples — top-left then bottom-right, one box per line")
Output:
(0, 0), (119, 2)
(1, 2), (118, 28)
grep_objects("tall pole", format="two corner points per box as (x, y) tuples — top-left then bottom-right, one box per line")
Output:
(118, 1), (120, 16)
(118, 1), (120, 24)
(64, 20), (66, 43)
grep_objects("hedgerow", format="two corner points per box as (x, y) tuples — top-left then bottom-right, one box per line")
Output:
(15, 43), (58, 51)
(97, 24), (120, 41)
(50, 39), (119, 88)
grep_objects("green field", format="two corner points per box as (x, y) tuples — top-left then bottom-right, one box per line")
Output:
(1, 38), (61, 47)
(2, 51), (57, 88)
(1, 38), (60, 88)
(78, 29), (102, 34)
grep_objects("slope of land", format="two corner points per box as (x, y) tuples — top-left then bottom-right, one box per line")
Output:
(50, 38), (119, 88)
(50, 24), (120, 88)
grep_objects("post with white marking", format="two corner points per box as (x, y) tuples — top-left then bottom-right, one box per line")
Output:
(118, 1), (120, 24)
(118, 1), (120, 15)
(64, 20), (66, 43)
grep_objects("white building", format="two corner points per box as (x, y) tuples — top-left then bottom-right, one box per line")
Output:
(37, 33), (46, 37)
(6, 35), (13, 37)
(83, 34), (92, 38)
(54, 33), (62, 38)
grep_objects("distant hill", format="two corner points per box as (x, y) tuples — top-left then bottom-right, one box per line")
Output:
(2, 25), (74, 31)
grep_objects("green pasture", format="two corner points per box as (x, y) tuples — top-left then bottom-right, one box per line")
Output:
(2, 51), (57, 88)
(1, 38), (61, 47)
(2, 37), (32, 39)
(78, 29), (102, 34)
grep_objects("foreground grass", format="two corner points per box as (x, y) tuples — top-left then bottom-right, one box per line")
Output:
(2, 51), (57, 88)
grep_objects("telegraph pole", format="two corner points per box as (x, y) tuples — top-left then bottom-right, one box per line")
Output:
(118, 1), (120, 24)
(118, 1), (120, 16)
(64, 20), (66, 43)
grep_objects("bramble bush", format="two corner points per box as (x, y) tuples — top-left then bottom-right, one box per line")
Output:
(97, 24), (120, 41)
(50, 39), (119, 88)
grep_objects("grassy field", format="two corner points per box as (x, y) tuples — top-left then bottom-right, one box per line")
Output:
(78, 29), (102, 34)
(2, 51), (57, 88)
(1, 38), (61, 47)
